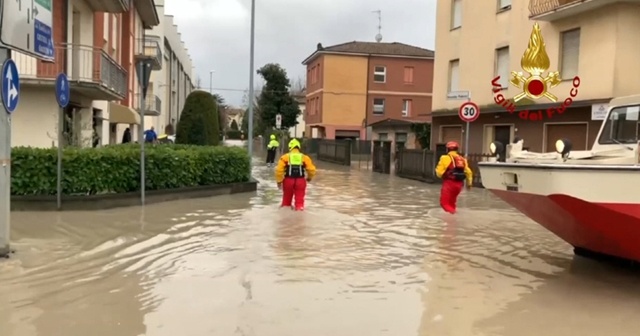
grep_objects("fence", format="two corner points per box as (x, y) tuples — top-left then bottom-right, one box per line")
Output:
(395, 150), (492, 187)
(301, 139), (372, 168)
(372, 140), (392, 174)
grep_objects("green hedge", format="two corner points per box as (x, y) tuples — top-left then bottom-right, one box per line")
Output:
(11, 144), (250, 196)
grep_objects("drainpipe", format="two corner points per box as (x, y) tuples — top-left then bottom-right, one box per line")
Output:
(364, 54), (371, 141)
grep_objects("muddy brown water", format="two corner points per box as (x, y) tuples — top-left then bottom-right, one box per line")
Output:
(1, 156), (639, 336)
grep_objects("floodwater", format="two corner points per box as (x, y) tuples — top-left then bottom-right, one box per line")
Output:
(1, 155), (640, 335)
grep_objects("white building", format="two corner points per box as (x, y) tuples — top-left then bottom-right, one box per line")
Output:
(143, 0), (196, 135)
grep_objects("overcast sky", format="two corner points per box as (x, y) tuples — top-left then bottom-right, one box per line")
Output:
(165, 0), (436, 107)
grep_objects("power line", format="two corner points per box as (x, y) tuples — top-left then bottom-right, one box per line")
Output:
(196, 86), (400, 97)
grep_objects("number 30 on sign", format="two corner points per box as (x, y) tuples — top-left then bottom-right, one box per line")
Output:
(459, 101), (480, 122)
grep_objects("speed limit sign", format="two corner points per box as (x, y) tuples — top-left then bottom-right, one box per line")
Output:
(459, 101), (480, 122)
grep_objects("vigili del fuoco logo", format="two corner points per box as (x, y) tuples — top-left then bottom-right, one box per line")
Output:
(491, 23), (580, 121)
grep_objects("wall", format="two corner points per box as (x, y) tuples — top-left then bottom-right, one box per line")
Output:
(321, 54), (368, 126)
(432, 2), (640, 112)
(12, 88), (59, 147)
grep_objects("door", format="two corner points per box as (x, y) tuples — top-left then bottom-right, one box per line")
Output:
(545, 123), (588, 152)
(441, 126), (463, 149)
(494, 125), (511, 158)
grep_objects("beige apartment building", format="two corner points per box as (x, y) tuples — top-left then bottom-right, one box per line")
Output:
(431, 0), (640, 154)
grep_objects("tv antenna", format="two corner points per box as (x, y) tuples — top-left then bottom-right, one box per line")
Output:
(372, 10), (382, 42)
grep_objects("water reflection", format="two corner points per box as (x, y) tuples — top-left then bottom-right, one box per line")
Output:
(0, 156), (638, 336)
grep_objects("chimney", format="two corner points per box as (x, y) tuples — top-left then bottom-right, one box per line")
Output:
(317, 43), (323, 50)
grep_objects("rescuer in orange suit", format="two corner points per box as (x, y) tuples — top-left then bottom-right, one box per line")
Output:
(435, 141), (473, 214)
(275, 139), (317, 211)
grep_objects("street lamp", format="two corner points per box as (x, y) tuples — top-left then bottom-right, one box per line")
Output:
(209, 70), (214, 94)
(247, 0), (256, 171)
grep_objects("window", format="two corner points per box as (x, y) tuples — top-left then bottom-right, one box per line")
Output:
(373, 98), (385, 115)
(448, 59), (460, 92)
(374, 66), (386, 82)
(498, 0), (511, 10)
(315, 65), (320, 83)
(378, 133), (388, 140)
(560, 28), (580, 79)
(598, 105), (639, 144)
(404, 67), (414, 84)
(495, 47), (509, 89)
(402, 99), (412, 117)
(451, 0), (462, 29)
(396, 132), (408, 143)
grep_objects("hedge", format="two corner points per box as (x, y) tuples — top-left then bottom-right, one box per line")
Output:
(11, 144), (250, 195)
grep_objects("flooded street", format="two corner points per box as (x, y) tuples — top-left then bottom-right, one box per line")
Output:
(1, 156), (640, 336)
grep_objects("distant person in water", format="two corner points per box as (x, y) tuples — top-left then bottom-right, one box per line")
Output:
(435, 141), (472, 214)
(266, 134), (279, 167)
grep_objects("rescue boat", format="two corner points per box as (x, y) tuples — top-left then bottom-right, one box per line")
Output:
(478, 94), (640, 262)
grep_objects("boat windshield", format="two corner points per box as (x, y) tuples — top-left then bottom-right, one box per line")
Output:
(598, 104), (640, 144)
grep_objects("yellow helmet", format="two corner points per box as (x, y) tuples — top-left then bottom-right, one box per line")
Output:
(288, 138), (301, 150)
(270, 134), (276, 140)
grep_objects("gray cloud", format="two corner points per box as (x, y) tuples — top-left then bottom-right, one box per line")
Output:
(166, 0), (436, 106)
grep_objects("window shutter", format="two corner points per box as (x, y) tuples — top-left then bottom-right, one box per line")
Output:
(497, 48), (509, 88)
(499, 0), (511, 8)
(449, 60), (459, 91)
(452, 0), (462, 28)
(561, 29), (580, 79)
(404, 67), (414, 83)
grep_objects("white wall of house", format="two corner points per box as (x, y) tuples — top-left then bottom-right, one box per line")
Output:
(288, 104), (306, 138)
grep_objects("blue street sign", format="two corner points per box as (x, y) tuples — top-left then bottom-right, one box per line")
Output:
(1, 59), (20, 114)
(55, 73), (70, 108)
(34, 19), (55, 60)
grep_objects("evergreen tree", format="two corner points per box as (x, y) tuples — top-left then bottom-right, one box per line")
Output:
(230, 119), (239, 131)
(175, 91), (220, 146)
(256, 63), (300, 131)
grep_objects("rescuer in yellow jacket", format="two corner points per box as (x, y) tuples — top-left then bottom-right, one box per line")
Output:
(275, 138), (317, 211)
(435, 141), (473, 214)
(266, 134), (280, 166)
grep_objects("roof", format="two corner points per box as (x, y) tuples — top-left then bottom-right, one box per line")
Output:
(368, 118), (417, 128)
(302, 41), (435, 65)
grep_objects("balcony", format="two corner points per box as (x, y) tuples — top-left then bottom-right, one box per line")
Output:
(529, 0), (640, 21)
(85, 0), (129, 13)
(134, 93), (162, 116)
(135, 35), (162, 70)
(13, 43), (127, 101)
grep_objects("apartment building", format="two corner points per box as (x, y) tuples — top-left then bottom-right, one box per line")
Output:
(142, 0), (196, 136)
(431, 0), (640, 154)
(302, 41), (433, 147)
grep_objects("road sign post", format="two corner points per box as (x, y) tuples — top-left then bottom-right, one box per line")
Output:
(458, 100), (479, 158)
(1, 0), (55, 61)
(55, 73), (69, 210)
(0, 49), (20, 257)
(136, 60), (153, 205)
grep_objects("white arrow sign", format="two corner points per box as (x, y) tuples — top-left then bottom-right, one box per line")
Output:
(6, 71), (17, 103)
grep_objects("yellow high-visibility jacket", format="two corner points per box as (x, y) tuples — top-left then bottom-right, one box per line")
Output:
(274, 149), (317, 183)
(435, 151), (473, 186)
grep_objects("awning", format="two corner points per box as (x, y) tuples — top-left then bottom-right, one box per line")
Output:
(109, 102), (140, 125)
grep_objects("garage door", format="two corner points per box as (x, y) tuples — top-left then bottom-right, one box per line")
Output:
(441, 126), (463, 149)
(545, 123), (588, 152)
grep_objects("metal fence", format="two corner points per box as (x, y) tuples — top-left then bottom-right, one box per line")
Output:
(300, 139), (372, 168)
(317, 140), (352, 165)
(372, 140), (392, 174)
(395, 150), (492, 187)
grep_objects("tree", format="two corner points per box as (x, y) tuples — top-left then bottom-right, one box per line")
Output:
(291, 76), (305, 94)
(230, 119), (239, 131)
(175, 91), (220, 146)
(411, 123), (431, 149)
(256, 63), (301, 131)
(241, 105), (264, 138)
(212, 93), (228, 132)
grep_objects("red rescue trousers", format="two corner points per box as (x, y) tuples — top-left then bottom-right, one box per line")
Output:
(440, 179), (464, 214)
(281, 177), (307, 209)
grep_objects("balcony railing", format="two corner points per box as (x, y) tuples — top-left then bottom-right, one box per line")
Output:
(528, 0), (630, 19)
(135, 35), (162, 70)
(134, 93), (161, 116)
(13, 43), (127, 100)
(529, 0), (578, 16)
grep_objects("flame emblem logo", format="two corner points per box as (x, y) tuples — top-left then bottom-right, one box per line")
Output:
(510, 23), (561, 102)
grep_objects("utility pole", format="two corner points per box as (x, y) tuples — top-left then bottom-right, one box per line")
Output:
(247, 0), (256, 171)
